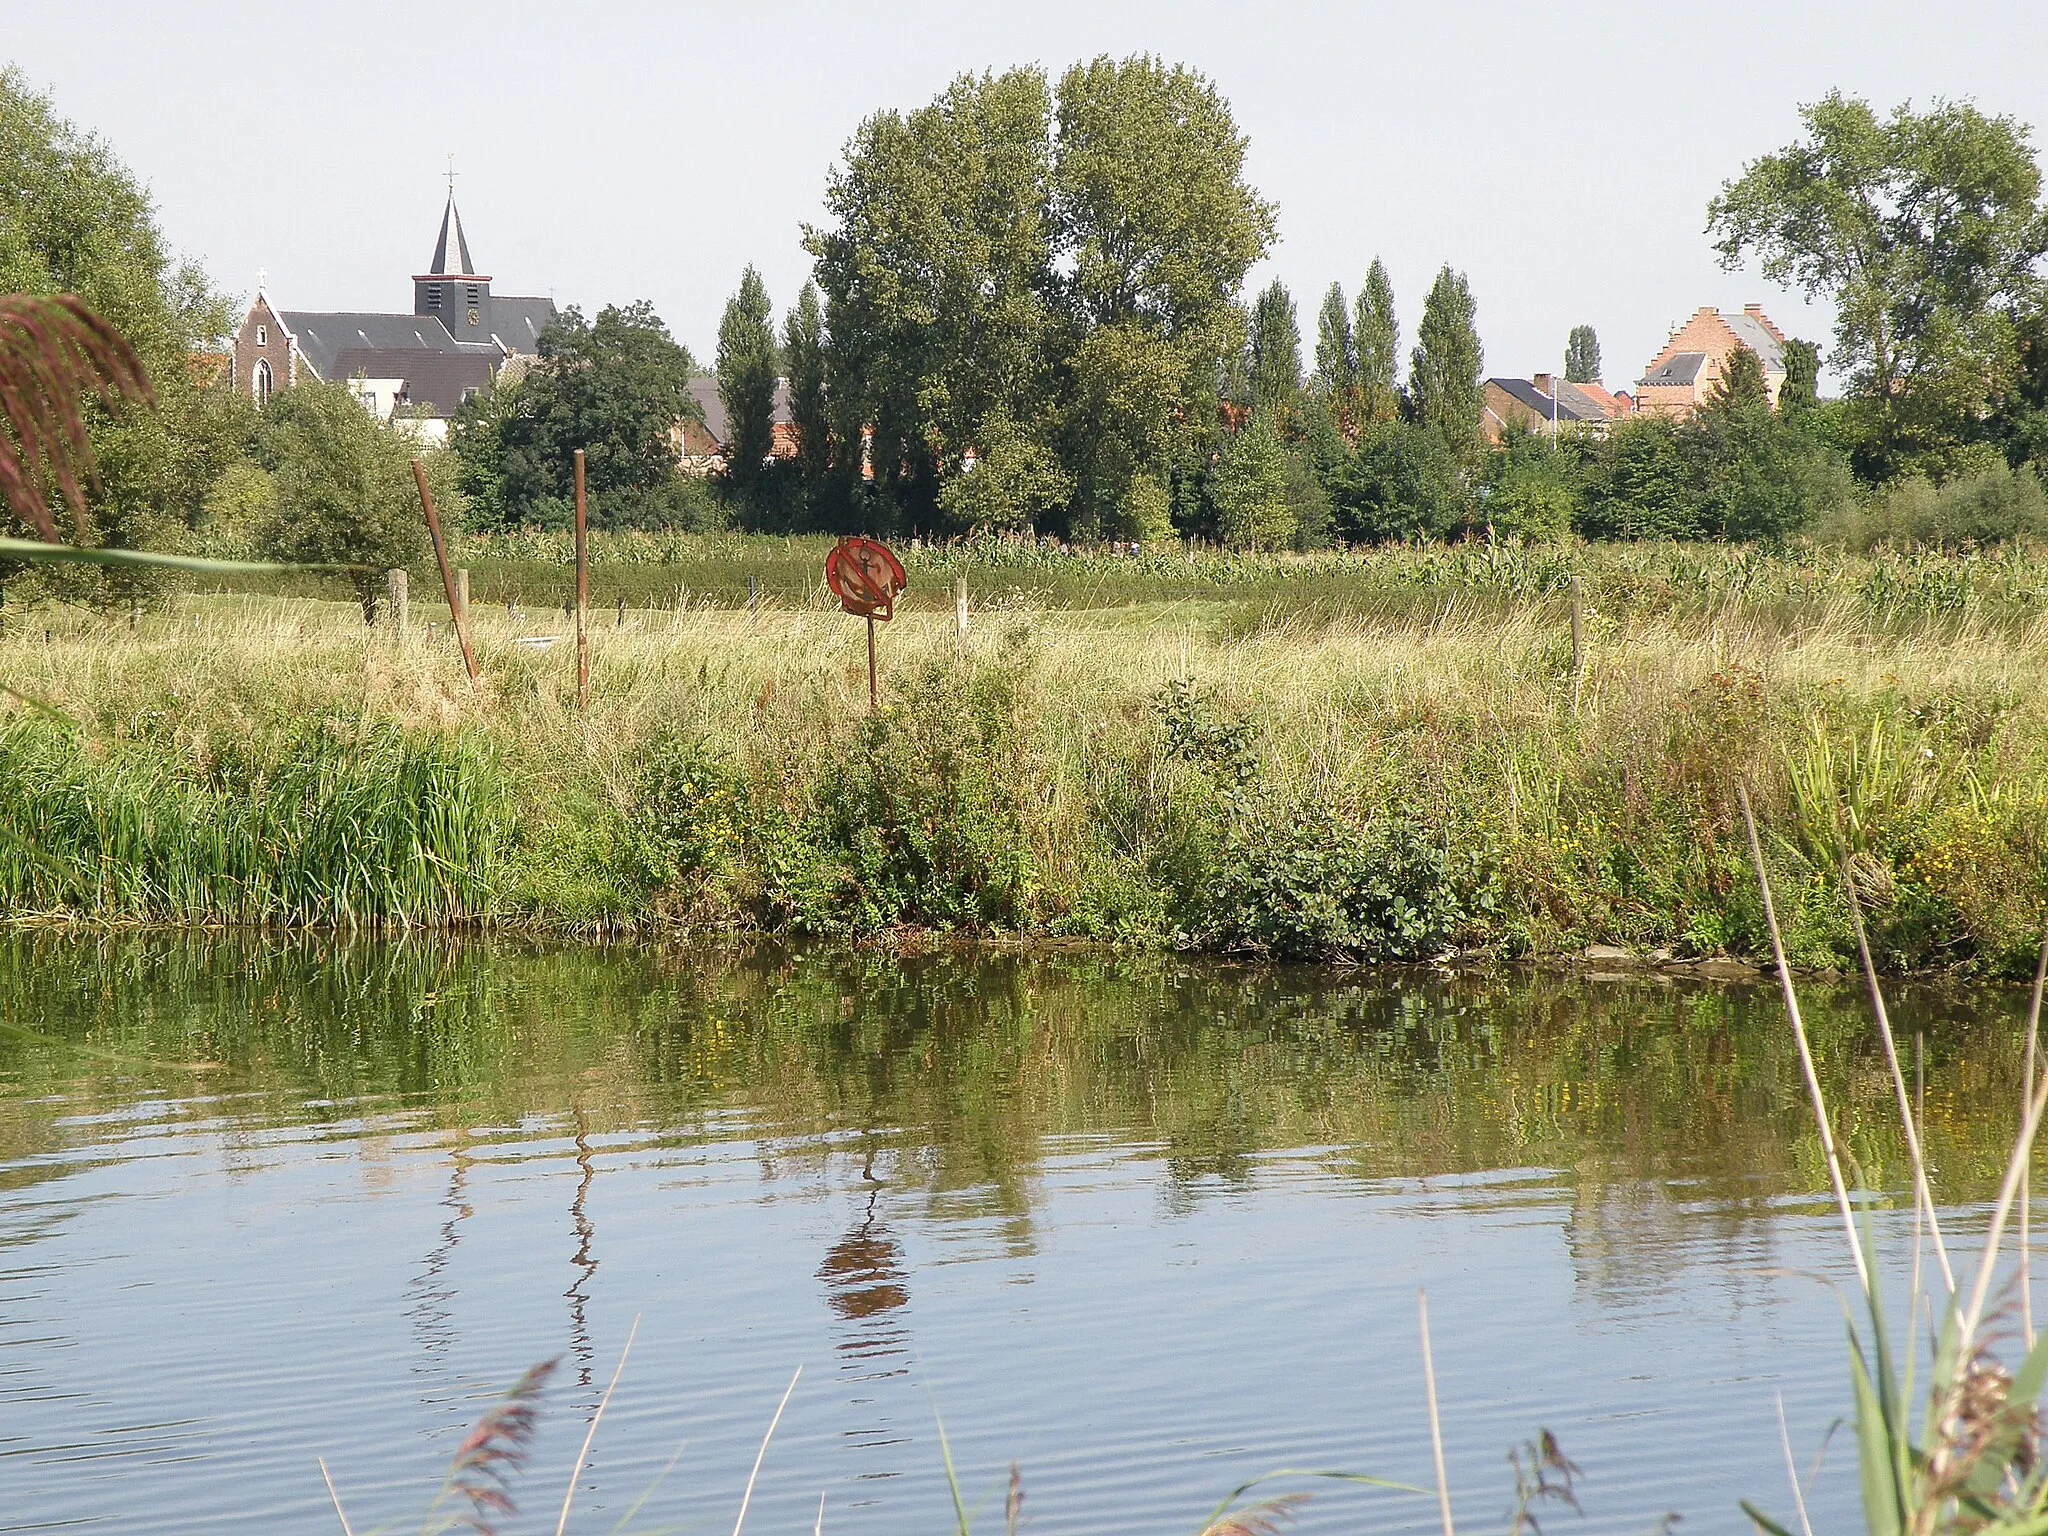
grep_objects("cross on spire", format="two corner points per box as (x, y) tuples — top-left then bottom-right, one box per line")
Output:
(255, 266), (268, 293)
(445, 154), (458, 197)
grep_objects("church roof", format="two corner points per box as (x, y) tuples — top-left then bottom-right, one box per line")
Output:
(427, 194), (478, 277)
(280, 310), (497, 381)
(490, 296), (559, 355)
(329, 348), (497, 418)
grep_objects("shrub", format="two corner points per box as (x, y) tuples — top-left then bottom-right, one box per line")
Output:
(1843, 463), (2048, 549)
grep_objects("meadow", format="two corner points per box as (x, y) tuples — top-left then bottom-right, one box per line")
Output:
(5, 534), (2047, 973)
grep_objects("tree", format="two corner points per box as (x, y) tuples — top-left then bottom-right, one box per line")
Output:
(1708, 344), (1771, 413)
(1564, 325), (1601, 384)
(1246, 278), (1301, 414)
(716, 265), (779, 505)
(808, 67), (1059, 525)
(783, 281), (830, 493)
(253, 381), (459, 621)
(1708, 92), (2048, 479)
(1781, 338), (1821, 414)
(1212, 407), (1294, 549)
(936, 407), (1072, 531)
(1355, 258), (1400, 424)
(0, 68), (242, 603)
(1310, 282), (1357, 424)
(492, 301), (698, 529)
(1410, 266), (1483, 459)
(1053, 55), (1277, 530)
(1331, 423), (1470, 543)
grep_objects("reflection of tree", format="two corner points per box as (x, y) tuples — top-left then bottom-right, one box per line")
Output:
(819, 1192), (909, 1324)
(406, 1140), (474, 1369)
(3, 932), (2040, 1305)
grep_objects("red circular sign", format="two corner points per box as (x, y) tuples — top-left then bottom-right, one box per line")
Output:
(825, 537), (908, 621)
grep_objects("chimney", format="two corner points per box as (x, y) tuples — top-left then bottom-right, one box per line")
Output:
(1532, 372), (1554, 395)
(1745, 303), (1765, 315)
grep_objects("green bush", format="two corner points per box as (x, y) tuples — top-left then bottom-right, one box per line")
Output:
(1838, 463), (2048, 549)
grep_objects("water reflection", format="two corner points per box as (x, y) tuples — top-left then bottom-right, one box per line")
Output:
(0, 933), (2037, 1536)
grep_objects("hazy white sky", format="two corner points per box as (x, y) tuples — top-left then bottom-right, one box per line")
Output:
(9, 2), (2048, 390)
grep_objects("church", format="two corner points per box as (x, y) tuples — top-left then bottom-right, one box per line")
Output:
(228, 190), (557, 442)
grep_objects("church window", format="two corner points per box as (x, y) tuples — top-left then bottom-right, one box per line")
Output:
(426, 284), (441, 310)
(256, 324), (266, 346)
(466, 284), (481, 307)
(253, 358), (273, 406)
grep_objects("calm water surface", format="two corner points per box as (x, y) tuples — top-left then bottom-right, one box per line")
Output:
(0, 936), (2034, 1535)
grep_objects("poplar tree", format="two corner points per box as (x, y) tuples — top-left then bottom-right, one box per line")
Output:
(1565, 324), (1601, 384)
(1247, 277), (1302, 413)
(1410, 265), (1483, 458)
(1311, 281), (1357, 423)
(716, 265), (779, 503)
(1355, 258), (1400, 423)
(783, 281), (829, 488)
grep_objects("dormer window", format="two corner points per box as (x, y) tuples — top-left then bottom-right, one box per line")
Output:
(256, 324), (267, 346)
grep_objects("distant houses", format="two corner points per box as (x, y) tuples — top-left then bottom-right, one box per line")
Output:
(1482, 373), (1631, 443)
(228, 192), (556, 442)
(1634, 305), (1787, 416)
(678, 375), (799, 475)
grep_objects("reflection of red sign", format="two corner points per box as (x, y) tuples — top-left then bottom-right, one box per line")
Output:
(825, 537), (908, 621)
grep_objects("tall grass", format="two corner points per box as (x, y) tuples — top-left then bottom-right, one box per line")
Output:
(5, 541), (2048, 966)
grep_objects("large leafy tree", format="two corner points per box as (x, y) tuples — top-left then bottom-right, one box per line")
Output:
(1410, 266), (1483, 459)
(1355, 258), (1400, 425)
(1053, 55), (1276, 535)
(716, 264), (779, 505)
(1246, 277), (1301, 414)
(0, 68), (245, 600)
(1709, 91), (2048, 479)
(1212, 406), (1294, 550)
(807, 66), (1058, 524)
(492, 301), (698, 529)
(808, 55), (1273, 540)
(782, 281), (830, 493)
(1564, 324), (1600, 384)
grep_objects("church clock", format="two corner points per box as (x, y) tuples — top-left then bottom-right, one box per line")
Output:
(468, 307), (481, 326)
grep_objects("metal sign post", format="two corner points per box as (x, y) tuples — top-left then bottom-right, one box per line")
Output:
(824, 537), (907, 711)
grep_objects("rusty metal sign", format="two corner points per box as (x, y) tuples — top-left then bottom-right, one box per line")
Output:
(825, 536), (908, 622)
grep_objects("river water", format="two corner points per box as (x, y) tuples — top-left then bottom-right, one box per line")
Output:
(0, 935), (2033, 1535)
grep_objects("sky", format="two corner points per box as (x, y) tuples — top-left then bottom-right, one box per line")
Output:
(9, 1), (2048, 392)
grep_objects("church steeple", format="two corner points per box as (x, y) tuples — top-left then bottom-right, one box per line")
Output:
(427, 192), (477, 277)
(413, 172), (494, 341)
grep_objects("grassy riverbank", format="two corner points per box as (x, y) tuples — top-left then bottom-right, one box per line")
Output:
(5, 538), (2047, 974)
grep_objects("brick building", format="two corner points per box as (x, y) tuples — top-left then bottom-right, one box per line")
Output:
(229, 192), (556, 441)
(1482, 374), (1631, 443)
(1634, 305), (1787, 418)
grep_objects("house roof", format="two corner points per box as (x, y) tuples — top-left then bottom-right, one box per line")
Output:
(1559, 380), (1626, 418)
(280, 310), (497, 380)
(329, 348), (496, 418)
(686, 375), (794, 447)
(1638, 351), (1708, 388)
(1722, 311), (1785, 373)
(1486, 377), (1605, 424)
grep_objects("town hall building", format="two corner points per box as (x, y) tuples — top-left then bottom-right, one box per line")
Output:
(228, 191), (556, 441)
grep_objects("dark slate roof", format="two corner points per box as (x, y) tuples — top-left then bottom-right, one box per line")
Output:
(490, 296), (558, 355)
(1487, 377), (1605, 424)
(428, 195), (478, 277)
(1638, 351), (1707, 388)
(686, 375), (793, 447)
(328, 348), (496, 418)
(280, 311), (496, 380)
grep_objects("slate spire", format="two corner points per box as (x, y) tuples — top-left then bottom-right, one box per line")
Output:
(428, 191), (477, 277)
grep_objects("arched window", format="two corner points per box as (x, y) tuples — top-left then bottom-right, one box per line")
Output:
(253, 358), (273, 406)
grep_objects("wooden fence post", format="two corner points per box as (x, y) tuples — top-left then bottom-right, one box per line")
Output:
(574, 448), (590, 711)
(412, 461), (480, 686)
(387, 568), (409, 641)
(455, 567), (470, 621)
